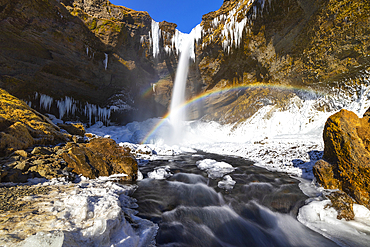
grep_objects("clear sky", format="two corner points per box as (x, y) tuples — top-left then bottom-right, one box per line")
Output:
(110, 0), (224, 33)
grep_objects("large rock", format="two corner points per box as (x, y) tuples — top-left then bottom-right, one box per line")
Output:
(62, 137), (137, 181)
(0, 89), (69, 156)
(313, 108), (370, 209)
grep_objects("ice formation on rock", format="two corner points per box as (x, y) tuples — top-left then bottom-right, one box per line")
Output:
(32, 93), (114, 125)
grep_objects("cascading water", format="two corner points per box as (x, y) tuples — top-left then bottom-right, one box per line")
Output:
(168, 37), (191, 144)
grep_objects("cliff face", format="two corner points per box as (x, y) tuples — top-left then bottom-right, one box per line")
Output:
(0, 0), (177, 124)
(188, 0), (370, 122)
(0, 0), (369, 125)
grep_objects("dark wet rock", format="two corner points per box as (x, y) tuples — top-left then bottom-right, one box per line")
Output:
(31, 147), (53, 156)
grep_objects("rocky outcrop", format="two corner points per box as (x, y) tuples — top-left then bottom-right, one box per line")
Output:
(0, 88), (69, 156)
(1, 137), (138, 183)
(313, 108), (370, 217)
(57, 122), (86, 136)
(0, 89), (137, 182)
(62, 137), (138, 181)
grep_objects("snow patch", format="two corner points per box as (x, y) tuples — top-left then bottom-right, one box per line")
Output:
(196, 159), (235, 179)
(218, 175), (236, 190)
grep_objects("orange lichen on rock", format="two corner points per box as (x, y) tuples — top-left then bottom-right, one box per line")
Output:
(0, 89), (68, 156)
(62, 137), (138, 181)
(314, 108), (370, 211)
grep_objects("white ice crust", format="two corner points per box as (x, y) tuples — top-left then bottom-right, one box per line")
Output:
(8, 177), (158, 247)
(196, 159), (235, 179)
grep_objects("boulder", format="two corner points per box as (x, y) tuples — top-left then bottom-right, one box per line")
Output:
(62, 137), (137, 181)
(0, 89), (69, 156)
(313, 160), (340, 190)
(57, 123), (86, 137)
(313, 108), (370, 209)
(326, 191), (356, 221)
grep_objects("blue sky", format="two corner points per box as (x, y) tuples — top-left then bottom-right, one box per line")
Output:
(110, 0), (224, 33)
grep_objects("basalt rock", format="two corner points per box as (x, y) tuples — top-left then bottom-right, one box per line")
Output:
(313, 108), (370, 211)
(0, 89), (69, 156)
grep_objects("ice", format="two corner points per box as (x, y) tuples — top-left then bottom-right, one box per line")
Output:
(196, 159), (235, 179)
(57, 96), (75, 119)
(149, 20), (201, 61)
(31, 92), (112, 124)
(148, 166), (172, 180)
(17, 231), (64, 247)
(298, 199), (370, 246)
(218, 175), (236, 190)
(104, 53), (108, 70)
(7, 178), (158, 247)
(150, 20), (161, 58)
(40, 94), (53, 111)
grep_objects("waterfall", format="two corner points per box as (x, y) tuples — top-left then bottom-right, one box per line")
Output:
(168, 37), (191, 144)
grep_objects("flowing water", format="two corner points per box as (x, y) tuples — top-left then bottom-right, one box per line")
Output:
(132, 152), (338, 247)
(168, 37), (191, 144)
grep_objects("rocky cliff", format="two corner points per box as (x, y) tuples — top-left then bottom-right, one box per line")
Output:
(187, 0), (370, 122)
(0, 0), (178, 125)
(0, 0), (369, 125)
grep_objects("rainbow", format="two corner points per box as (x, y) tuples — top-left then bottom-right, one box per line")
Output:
(140, 83), (323, 144)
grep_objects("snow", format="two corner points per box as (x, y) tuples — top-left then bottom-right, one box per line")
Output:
(218, 175), (236, 190)
(196, 159), (235, 179)
(298, 199), (370, 246)
(148, 166), (172, 180)
(6, 177), (158, 247)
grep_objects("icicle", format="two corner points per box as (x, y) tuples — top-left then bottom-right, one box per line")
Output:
(104, 53), (108, 70)
(150, 20), (161, 58)
(40, 94), (53, 111)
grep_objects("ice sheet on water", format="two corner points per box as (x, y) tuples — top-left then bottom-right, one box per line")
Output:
(298, 199), (370, 246)
(196, 159), (235, 179)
